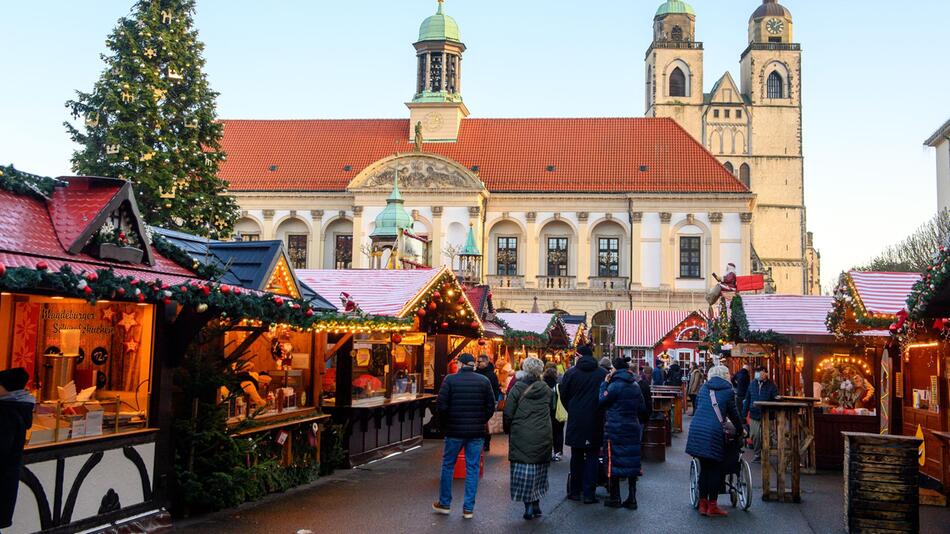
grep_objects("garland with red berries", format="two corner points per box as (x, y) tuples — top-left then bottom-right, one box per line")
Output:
(908, 246), (950, 320)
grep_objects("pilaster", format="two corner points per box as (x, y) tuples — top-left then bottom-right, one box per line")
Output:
(631, 212), (643, 288)
(351, 206), (364, 268)
(262, 209), (275, 240)
(741, 212), (753, 275)
(660, 212), (673, 289)
(577, 212), (590, 289)
(431, 206), (444, 268)
(709, 212), (722, 289)
(525, 212), (538, 288)
(310, 210), (324, 269)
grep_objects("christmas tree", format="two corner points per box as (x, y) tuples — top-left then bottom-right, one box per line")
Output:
(65, 0), (238, 238)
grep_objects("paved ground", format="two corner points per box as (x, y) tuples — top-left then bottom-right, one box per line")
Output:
(175, 417), (950, 534)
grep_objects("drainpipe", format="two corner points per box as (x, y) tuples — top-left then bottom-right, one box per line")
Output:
(628, 197), (634, 311)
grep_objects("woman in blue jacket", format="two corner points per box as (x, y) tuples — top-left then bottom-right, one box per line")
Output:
(599, 357), (647, 510)
(685, 365), (743, 518)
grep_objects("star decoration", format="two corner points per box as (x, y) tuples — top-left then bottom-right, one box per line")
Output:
(152, 88), (166, 101)
(124, 338), (139, 354)
(144, 47), (156, 58)
(140, 152), (155, 162)
(101, 307), (115, 322)
(118, 312), (138, 332)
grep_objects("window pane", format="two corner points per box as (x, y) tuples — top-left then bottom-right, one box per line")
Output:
(670, 67), (687, 97)
(335, 235), (353, 269)
(767, 72), (784, 99)
(598, 237), (620, 277)
(547, 238), (568, 276)
(287, 235), (308, 269)
(679, 236), (701, 278)
(497, 237), (518, 276)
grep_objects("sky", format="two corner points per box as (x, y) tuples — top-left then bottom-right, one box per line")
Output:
(1, 0), (949, 292)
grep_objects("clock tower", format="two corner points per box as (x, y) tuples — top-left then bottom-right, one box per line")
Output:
(407, 0), (469, 143)
(645, 0), (704, 136)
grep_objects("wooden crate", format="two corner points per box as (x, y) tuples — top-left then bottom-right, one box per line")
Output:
(843, 432), (922, 533)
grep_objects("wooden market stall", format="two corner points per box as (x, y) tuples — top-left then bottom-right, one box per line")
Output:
(296, 267), (482, 466)
(494, 312), (571, 370)
(731, 294), (889, 470)
(614, 309), (703, 370)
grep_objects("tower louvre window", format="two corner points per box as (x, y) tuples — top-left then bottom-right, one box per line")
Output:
(671, 25), (683, 41)
(416, 55), (426, 94)
(669, 67), (687, 97)
(446, 54), (458, 93)
(429, 52), (443, 92)
(767, 71), (785, 99)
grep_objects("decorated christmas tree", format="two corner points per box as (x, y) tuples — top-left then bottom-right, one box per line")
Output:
(65, 0), (238, 238)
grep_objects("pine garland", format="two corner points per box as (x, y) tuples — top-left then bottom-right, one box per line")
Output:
(907, 245), (950, 320)
(0, 164), (66, 200)
(704, 295), (790, 347)
(826, 272), (895, 338)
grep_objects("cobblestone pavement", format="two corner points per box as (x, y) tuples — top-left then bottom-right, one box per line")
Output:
(174, 417), (950, 534)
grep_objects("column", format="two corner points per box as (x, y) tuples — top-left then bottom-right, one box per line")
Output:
(261, 210), (275, 240)
(631, 212), (643, 288)
(525, 212), (539, 288)
(310, 210), (324, 269)
(431, 206), (444, 268)
(741, 212), (753, 275)
(660, 212), (673, 289)
(576, 212), (590, 289)
(351, 206), (364, 268)
(709, 212), (722, 290)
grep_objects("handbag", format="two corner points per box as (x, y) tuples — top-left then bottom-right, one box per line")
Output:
(554, 384), (568, 423)
(709, 389), (737, 442)
(505, 381), (546, 434)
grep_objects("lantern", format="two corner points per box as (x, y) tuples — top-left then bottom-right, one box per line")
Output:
(441, 321), (449, 329)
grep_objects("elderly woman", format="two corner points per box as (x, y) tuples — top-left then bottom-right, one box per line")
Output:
(685, 365), (743, 518)
(504, 358), (555, 521)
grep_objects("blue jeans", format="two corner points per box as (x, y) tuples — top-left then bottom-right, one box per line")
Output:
(439, 437), (484, 511)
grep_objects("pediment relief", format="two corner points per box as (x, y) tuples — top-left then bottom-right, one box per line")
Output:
(348, 153), (486, 193)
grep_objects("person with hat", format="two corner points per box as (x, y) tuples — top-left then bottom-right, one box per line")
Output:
(0, 368), (35, 530)
(558, 344), (608, 503)
(433, 354), (496, 520)
(599, 357), (647, 509)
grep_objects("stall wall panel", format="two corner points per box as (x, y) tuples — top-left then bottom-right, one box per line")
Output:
(10, 459), (56, 534)
(64, 443), (154, 523)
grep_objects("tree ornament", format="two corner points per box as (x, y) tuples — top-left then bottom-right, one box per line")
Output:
(144, 47), (156, 58)
(428, 302), (437, 311)
(273, 296), (284, 306)
(0, 264), (6, 277)
(77, 279), (88, 291)
(117, 287), (126, 296)
(196, 303), (209, 313)
(417, 308), (426, 317)
(201, 285), (211, 296)
(441, 321), (449, 329)
(478, 339), (487, 346)
(86, 271), (98, 281)
(36, 261), (48, 271)
(221, 285), (231, 294)
(305, 308), (314, 318)
(391, 333), (403, 344)
(470, 321), (479, 329)
(432, 291), (441, 300)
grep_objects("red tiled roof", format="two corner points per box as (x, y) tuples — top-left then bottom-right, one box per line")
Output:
(48, 178), (123, 251)
(218, 118), (749, 194)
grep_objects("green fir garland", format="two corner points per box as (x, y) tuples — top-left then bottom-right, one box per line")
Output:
(908, 245), (950, 320)
(0, 164), (67, 200)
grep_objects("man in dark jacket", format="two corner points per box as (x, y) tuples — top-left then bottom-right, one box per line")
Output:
(732, 364), (751, 412)
(665, 363), (683, 387)
(1, 368), (34, 531)
(652, 361), (666, 386)
(475, 355), (502, 452)
(743, 366), (778, 462)
(433, 354), (496, 519)
(559, 345), (608, 503)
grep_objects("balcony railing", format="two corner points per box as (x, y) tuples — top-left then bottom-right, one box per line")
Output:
(537, 276), (577, 290)
(590, 277), (629, 290)
(487, 275), (525, 289)
(741, 42), (801, 55)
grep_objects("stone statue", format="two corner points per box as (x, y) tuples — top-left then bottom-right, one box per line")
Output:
(414, 121), (423, 152)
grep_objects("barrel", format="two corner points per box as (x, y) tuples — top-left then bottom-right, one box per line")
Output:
(642, 418), (666, 462)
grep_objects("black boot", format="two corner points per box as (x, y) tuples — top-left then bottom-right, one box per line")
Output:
(523, 501), (534, 521)
(604, 477), (622, 508)
(532, 500), (542, 518)
(623, 478), (638, 510)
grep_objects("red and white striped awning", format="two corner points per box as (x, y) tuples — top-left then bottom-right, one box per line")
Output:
(615, 309), (691, 348)
(296, 267), (448, 317)
(848, 271), (920, 316)
(495, 313), (556, 335)
(741, 294), (888, 337)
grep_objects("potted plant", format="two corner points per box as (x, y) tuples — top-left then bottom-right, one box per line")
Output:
(92, 221), (144, 263)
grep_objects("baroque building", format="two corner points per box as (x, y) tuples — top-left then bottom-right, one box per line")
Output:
(216, 1), (812, 348)
(646, 0), (819, 294)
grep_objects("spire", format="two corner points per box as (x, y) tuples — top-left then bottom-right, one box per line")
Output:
(388, 170), (403, 202)
(437, 0), (444, 14)
(460, 223), (481, 256)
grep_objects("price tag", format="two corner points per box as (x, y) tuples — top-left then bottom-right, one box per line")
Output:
(276, 430), (290, 446)
(71, 418), (86, 438)
(85, 411), (104, 436)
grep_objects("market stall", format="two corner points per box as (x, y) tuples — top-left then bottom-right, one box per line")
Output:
(614, 309), (696, 369)
(495, 312), (570, 370)
(296, 267), (482, 465)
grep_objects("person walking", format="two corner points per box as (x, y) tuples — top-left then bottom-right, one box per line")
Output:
(1, 368), (34, 532)
(743, 365), (778, 462)
(652, 361), (666, 386)
(559, 345), (608, 503)
(732, 363), (751, 417)
(433, 354), (496, 519)
(687, 364), (705, 415)
(599, 358), (647, 510)
(543, 366), (564, 462)
(640, 365), (653, 385)
(665, 362), (683, 387)
(475, 355), (502, 452)
(686, 365), (743, 517)
(504, 358), (555, 521)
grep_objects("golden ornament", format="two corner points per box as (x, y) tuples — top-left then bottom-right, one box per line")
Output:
(144, 47), (156, 58)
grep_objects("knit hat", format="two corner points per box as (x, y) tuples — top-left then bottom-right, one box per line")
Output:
(458, 353), (476, 367)
(612, 357), (629, 370)
(0, 368), (29, 391)
(599, 357), (612, 370)
(576, 345), (593, 358)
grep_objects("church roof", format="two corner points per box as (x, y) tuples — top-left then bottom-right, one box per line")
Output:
(750, 0), (791, 22)
(418, 1), (461, 43)
(655, 1), (695, 18)
(219, 118), (749, 195)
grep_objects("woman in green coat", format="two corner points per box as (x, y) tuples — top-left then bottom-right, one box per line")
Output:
(504, 357), (555, 521)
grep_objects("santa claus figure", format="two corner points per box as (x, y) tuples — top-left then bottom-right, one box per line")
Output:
(719, 263), (737, 292)
(340, 292), (363, 315)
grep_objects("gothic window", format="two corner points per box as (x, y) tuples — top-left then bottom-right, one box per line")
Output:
(713, 109), (720, 119)
(546, 237), (569, 277)
(429, 52), (443, 92)
(767, 71), (785, 99)
(679, 236), (702, 279)
(335, 234), (353, 269)
(671, 25), (683, 41)
(670, 67), (687, 97)
(725, 109), (731, 119)
(740, 164), (751, 188)
(736, 109), (743, 119)
(287, 234), (308, 269)
(497, 237), (518, 276)
(598, 237), (620, 277)
(723, 162), (734, 174)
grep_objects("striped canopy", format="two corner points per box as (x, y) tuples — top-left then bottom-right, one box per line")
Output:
(742, 294), (888, 337)
(495, 313), (557, 335)
(296, 267), (452, 318)
(615, 310), (691, 348)
(848, 271), (920, 316)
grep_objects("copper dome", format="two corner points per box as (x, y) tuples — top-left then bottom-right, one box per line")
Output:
(750, 0), (791, 22)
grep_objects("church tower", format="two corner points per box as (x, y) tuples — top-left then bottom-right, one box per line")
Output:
(645, 0), (704, 138)
(407, 0), (469, 143)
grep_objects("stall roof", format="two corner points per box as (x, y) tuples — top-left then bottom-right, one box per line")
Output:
(615, 309), (691, 348)
(742, 295), (888, 337)
(496, 313), (557, 335)
(848, 271), (920, 316)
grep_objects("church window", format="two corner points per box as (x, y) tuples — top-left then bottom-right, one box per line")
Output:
(497, 237), (518, 276)
(713, 109), (720, 119)
(767, 71), (785, 99)
(740, 164), (751, 188)
(546, 237), (569, 277)
(725, 110), (731, 119)
(723, 162), (734, 174)
(679, 236), (702, 279)
(736, 109), (743, 119)
(671, 25), (683, 41)
(335, 234), (353, 269)
(598, 238), (620, 278)
(670, 67), (687, 97)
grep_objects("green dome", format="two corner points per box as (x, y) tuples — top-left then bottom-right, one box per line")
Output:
(655, 0), (695, 17)
(418, 1), (461, 43)
(370, 175), (414, 239)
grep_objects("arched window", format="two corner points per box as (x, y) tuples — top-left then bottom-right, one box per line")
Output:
(591, 310), (616, 360)
(671, 25), (683, 41)
(740, 164), (751, 188)
(723, 162), (734, 174)
(670, 67), (687, 97)
(767, 71), (785, 99)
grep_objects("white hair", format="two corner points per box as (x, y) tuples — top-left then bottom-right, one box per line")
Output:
(515, 370), (526, 380)
(707, 365), (730, 382)
(521, 357), (544, 379)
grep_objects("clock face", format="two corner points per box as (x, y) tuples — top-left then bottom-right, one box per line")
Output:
(766, 18), (785, 35)
(423, 112), (444, 132)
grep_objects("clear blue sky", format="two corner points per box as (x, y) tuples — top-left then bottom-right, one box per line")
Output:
(2, 0), (949, 291)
